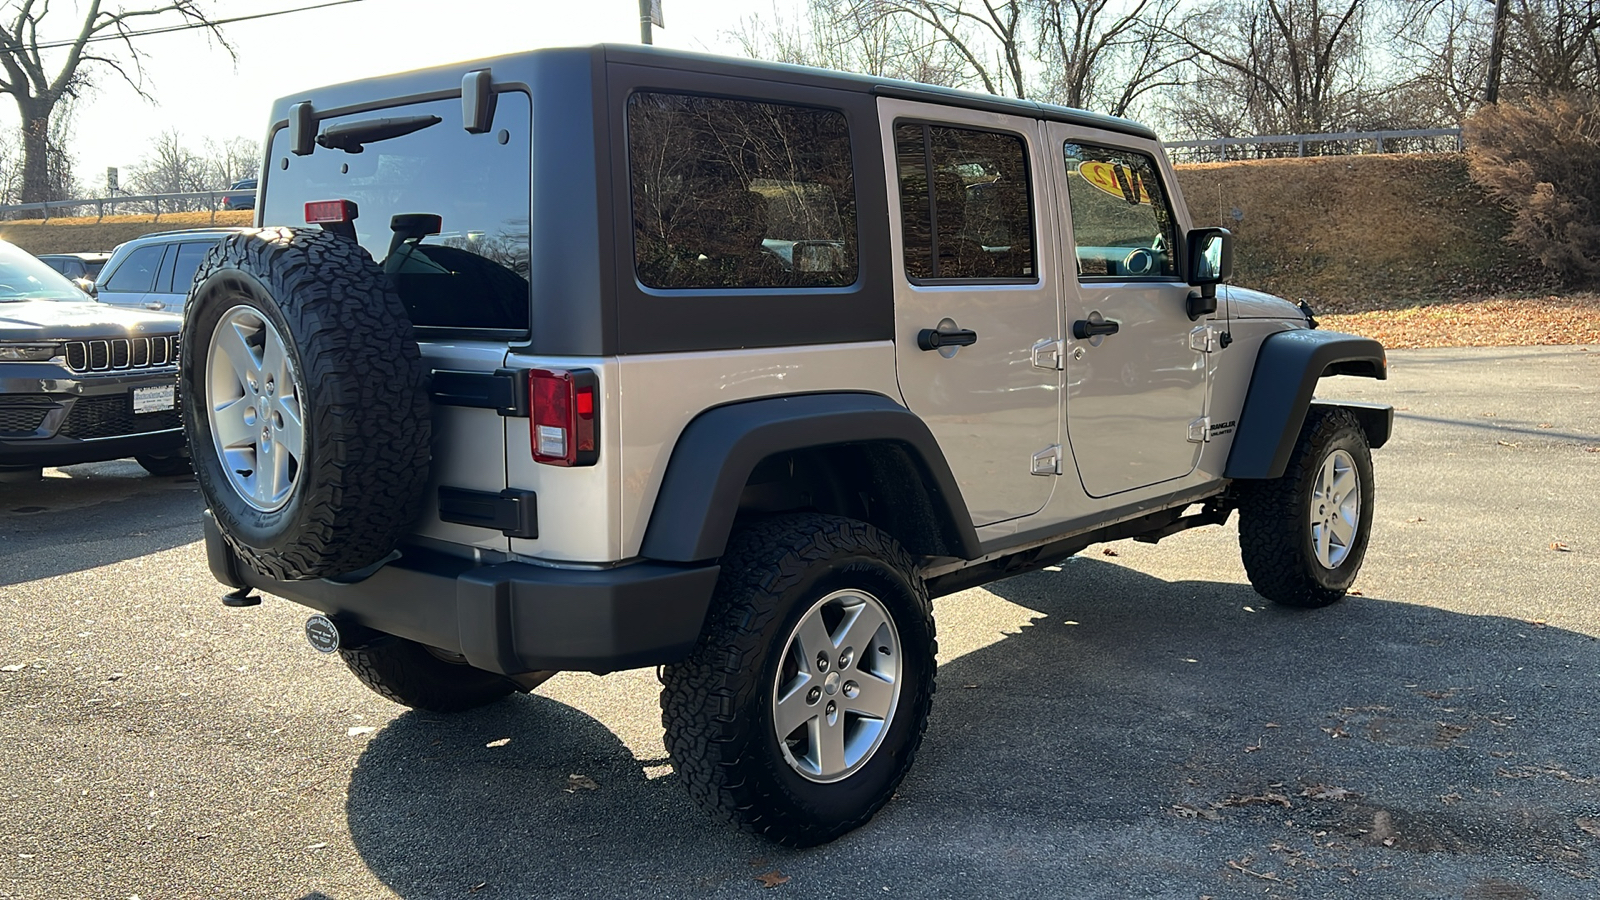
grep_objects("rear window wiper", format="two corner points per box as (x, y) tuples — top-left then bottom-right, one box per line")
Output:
(316, 114), (441, 153)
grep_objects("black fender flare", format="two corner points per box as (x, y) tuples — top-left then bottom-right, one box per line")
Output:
(1225, 329), (1390, 480)
(639, 392), (980, 563)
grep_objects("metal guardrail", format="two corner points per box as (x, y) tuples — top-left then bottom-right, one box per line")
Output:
(0, 190), (238, 223)
(1163, 128), (1464, 160)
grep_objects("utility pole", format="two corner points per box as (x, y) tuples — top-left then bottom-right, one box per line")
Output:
(640, 0), (664, 45)
(1485, 0), (1510, 103)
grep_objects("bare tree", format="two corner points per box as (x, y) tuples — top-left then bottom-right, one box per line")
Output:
(1035, 0), (1195, 115)
(1381, 0), (1491, 126)
(726, 1), (974, 88)
(1167, 0), (1375, 140)
(126, 129), (210, 209)
(202, 135), (259, 187)
(0, 1), (229, 205)
(871, 0), (1030, 97)
(1501, 0), (1600, 96)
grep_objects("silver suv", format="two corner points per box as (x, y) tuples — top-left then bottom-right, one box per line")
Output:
(93, 227), (248, 315)
(182, 46), (1391, 847)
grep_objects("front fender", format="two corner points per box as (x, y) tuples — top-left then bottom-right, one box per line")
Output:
(1225, 329), (1389, 480)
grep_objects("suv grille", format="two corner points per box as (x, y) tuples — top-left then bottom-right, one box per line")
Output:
(64, 336), (178, 373)
(58, 394), (181, 439)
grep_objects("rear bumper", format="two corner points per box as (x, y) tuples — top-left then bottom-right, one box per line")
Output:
(205, 514), (720, 674)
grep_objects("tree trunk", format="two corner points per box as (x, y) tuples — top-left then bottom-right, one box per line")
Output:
(19, 100), (54, 209)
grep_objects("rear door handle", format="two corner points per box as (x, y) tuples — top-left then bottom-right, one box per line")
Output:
(145, 301), (165, 311)
(1072, 319), (1120, 339)
(917, 328), (978, 351)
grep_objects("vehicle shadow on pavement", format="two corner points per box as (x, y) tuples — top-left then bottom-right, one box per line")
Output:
(343, 558), (1600, 899)
(0, 460), (201, 586)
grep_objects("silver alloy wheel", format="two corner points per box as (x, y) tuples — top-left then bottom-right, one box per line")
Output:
(206, 305), (306, 512)
(1309, 448), (1360, 569)
(772, 588), (903, 784)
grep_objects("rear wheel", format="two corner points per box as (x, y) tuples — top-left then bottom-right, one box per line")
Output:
(661, 513), (936, 847)
(338, 633), (517, 713)
(1238, 407), (1375, 607)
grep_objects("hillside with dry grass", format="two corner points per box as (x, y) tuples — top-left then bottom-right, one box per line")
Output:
(0, 211), (254, 256)
(1172, 154), (1554, 311)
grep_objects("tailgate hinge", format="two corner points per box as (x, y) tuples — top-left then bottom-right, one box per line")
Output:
(1187, 417), (1211, 443)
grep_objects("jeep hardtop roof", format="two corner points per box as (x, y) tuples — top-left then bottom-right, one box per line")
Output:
(263, 43), (1158, 142)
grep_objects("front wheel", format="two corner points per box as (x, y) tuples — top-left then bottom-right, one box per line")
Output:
(661, 514), (936, 847)
(1237, 407), (1375, 607)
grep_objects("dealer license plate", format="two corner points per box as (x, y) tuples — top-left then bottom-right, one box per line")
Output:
(132, 384), (176, 414)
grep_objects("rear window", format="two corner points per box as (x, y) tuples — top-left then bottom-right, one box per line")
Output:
(262, 93), (532, 332)
(627, 91), (857, 290)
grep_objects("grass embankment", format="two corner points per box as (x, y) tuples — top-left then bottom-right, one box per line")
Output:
(1174, 155), (1598, 347)
(0, 211), (253, 256)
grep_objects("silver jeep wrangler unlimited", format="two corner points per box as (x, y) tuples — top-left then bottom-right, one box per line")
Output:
(183, 45), (1390, 846)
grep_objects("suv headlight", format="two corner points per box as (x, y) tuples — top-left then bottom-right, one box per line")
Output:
(0, 343), (64, 362)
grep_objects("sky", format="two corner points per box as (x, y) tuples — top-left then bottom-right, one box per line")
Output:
(4, 0), (779, 193)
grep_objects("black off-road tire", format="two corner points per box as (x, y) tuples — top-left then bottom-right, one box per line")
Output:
(1237, 407), (1375, 608)
(135, 452), (191, 477)
(661, 513), (937, 847)
(180, 228), (431, 581)
(339, 634), (517, 713)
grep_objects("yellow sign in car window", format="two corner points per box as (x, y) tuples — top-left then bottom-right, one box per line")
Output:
(1075, 161), (1151, 206)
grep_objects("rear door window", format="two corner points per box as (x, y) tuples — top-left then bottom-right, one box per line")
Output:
(262, 92), (532, 333)
(627, 92), (857, 290)
(895, 123), (1036, 281)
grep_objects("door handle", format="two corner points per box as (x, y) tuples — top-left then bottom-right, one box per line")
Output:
(917, 328), (978, 351)
(1072, 319), (1120, 339)
(144, 301), (165, 311)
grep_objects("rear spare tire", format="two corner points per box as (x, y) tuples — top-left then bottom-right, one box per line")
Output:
(180, 228), (431, 581)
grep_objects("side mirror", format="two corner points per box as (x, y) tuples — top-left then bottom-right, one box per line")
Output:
(1186, 227), (1233, 287)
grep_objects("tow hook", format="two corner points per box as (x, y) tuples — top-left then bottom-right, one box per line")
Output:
(304, 615), (342, 654)
(221, 586), (260, 607)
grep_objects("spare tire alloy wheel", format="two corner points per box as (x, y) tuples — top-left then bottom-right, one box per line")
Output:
(774, 589), (902, 783)
(181, 228), (431, 582)
(207, 305), (305, 511)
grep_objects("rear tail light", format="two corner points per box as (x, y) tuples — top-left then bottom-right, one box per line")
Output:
(529, 368), (598, 466)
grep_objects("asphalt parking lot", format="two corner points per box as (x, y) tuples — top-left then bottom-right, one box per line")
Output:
(2, 345), (1597, 900)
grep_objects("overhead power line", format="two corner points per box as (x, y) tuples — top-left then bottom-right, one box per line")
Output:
(22, 0), (367, 52)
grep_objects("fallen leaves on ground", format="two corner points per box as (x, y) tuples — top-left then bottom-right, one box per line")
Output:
(1301, 785), (1358, 801)
(755, 870), (791, 888)
(1226, 857), (1285, 883)
(1101, 547), (1118, 556)
(1552, 542), (1571, 552)
(564, 774), (599, 792)
(1319, 294), (1600, 349)
(1577, 818), (1600, 838)
(1220, 793), (1294, 809)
